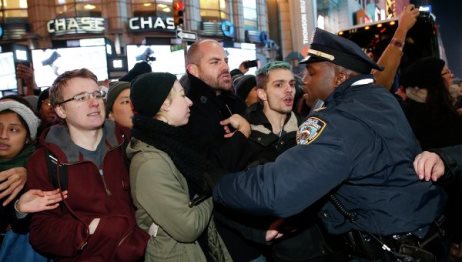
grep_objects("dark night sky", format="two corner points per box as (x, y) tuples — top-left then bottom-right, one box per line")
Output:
(412, 0), (462, 78)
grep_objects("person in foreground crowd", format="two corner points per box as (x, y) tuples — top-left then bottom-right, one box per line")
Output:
(26, 68), (149, 261)
(0, 98), (66, 261)
(127, 72), (231, 261)
(184, 39), (264, 261)
(213, 28), (447, 260)
(400, 56), (462, 150)
(241, 61), (334, 261)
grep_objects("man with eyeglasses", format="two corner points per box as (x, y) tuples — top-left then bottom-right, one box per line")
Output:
(25, 68), (149, 260)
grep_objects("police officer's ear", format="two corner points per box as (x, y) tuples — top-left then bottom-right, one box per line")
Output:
(334, 71), (349, 86)
(256, 88), (267, 101)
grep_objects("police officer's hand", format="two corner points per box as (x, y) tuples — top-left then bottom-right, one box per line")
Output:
(220, 114), (251, 138)
(413, 151), (445, 182)
(398, 5), (420, 33)
(0, 167), (27, 206)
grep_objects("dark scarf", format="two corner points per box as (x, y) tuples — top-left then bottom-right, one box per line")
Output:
(131, 115), (215, 200)
(0, 143), (35, 172)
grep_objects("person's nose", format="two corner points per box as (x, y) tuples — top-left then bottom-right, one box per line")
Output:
(88, 95), (100, 107)
(0, 127), (8, 139)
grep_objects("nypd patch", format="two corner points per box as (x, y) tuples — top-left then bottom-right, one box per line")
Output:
(297, 117), (327, 145)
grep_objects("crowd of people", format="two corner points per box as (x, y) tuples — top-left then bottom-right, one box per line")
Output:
(1, 4), (462, 262)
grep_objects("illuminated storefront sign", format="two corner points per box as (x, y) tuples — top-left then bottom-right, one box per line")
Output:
(129, 17), (175, 31)
(47, 17), (105, 36)
(221, 20), (235, 38)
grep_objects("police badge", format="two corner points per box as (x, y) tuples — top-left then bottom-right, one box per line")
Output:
(296, 117), (327, 145)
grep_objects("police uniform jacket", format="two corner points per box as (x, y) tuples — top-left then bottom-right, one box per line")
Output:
(213, 74), (446, 237)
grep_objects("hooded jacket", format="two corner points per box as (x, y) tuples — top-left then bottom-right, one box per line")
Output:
(26, 120), (149, 261)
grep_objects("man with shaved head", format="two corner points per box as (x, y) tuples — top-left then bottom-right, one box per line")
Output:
(184, 39), (250, 170)
(183, 39), (264, 261)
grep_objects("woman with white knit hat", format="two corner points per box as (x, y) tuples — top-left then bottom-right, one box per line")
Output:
(0, 98), (67, 261)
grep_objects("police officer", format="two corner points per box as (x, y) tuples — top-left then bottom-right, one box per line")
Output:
(214, 28), (446, 260)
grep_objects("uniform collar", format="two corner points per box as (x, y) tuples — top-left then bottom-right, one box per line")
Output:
(325, 74), (374, 105)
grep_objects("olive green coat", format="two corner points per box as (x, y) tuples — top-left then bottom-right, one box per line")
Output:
(127, 138), (232, 262)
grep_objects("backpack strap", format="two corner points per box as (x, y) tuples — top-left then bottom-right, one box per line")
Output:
(45, 149), (68, 213)
(46, 150), (68, 191)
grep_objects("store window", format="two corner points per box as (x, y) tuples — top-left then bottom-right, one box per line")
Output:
(200, 0), (228, 22)
(132, 0), (173, 17)
(55, 0), (102, 17)
(243, 0), (257, 31)
(0, 0), (28, 22)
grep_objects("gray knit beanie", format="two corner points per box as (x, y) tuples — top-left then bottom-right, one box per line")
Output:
(0, 100), (41, 140)
(106, 81), (131, 113)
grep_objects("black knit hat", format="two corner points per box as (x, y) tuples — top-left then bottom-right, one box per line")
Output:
(130, 72), (177, 117)
(233, 74), (256, 100)
(106, 81), (130, 113)
(400, 57), (445, 89)
(300, 28), (383, 74)
(119, 61), (152, 82)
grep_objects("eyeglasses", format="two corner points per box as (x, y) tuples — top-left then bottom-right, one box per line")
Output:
(57, 90), (106, 105)
(41, 99), (51, 107)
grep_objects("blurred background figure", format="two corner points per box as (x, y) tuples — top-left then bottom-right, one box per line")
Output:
(36, 88), (58, 136)
(106, 81), (133, 129)
(119, 61), (152, 82)
(400, 56), (462, 150)
(15, 63), (39, 96)
(233, 74), (258, 107)
(284, 51), (304, 77)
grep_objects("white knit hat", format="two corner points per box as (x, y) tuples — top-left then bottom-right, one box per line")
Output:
(0, 100), (41, 140)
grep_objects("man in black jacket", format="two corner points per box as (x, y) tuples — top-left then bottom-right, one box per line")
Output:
(184, 39), (263, 261)
(184, 39), (251, 171)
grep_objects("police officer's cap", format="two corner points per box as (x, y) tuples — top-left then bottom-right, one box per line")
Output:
(300, 28), (383, 74)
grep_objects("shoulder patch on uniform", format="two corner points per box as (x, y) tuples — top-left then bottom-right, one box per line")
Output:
(297, 117), (327, 145)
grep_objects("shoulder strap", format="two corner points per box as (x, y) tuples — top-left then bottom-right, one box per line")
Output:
(46, 149), (68, 191)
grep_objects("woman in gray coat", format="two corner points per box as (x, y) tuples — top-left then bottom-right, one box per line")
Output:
(126, 72), (231, 262)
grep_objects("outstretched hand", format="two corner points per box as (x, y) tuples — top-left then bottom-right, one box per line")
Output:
(17, 189), (68, 213)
